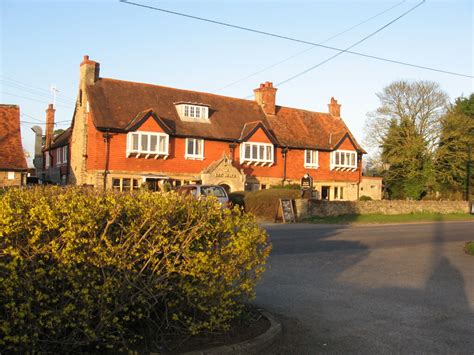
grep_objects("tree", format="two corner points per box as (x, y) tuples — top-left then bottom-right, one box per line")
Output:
(435, 94), (474, 199)
(364, 80), (449, 199)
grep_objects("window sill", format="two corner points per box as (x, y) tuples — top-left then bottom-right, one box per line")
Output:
(304, 165), (319, 169)
(185, 156), (204, 161)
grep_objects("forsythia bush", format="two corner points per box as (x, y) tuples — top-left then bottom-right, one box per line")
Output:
(0, 186), (271, 352)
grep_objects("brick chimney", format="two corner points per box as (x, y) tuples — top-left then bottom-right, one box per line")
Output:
(328, 97), (341, 117)
(80, 55), (100, 87)
(45, 104), (55, 149)
(254, 81), (277, 115)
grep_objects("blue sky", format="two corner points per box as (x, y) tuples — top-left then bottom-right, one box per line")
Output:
(1, 0), (472, 165)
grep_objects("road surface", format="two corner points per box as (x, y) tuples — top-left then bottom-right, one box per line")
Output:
(255, 221), (474, 353)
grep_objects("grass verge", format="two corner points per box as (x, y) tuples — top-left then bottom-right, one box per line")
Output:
(306, 213), (474, 224)
(464, 241), (474, 256)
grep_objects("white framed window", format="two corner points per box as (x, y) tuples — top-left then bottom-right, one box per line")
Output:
(330, 150), (357, 170)
(240, 142), (274, 166)
(126, 131), (169, 159)
(177, 104), (209, 121)
(56, 147), (62, 166)
(45, 153), (50, 168)
(304, 150), (319, 169)
(185, 138), (204, 160)
(7, 171), (15, 180)
(334, 186), (344, 200)
(62, 146), (68, 164)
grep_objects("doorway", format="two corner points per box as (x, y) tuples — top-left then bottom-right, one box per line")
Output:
(220, 184), (231, 194)
(321, 186), (330, 200)
(146, 178), (160, 192)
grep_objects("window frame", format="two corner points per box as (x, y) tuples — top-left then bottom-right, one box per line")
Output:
(304, 149), (319, 169)
(178, 104), (209, 120)
(126, 131), (169, 159)
(240, 142), (274, 166)
(330, 150), (358, 170)
(185, 138), (205, 160)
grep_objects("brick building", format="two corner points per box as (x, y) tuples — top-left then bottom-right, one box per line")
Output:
(0, 104), (28, 187)
(40, 104), (71, 184)
(69, 55), (377, 200)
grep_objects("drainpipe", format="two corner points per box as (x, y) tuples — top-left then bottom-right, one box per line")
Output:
(357, 153), (362, 200)
(103, 130), (112, 191)
(282, 147), (288, 186)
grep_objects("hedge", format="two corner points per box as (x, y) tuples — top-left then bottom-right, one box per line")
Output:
(0, 187), (270, 352)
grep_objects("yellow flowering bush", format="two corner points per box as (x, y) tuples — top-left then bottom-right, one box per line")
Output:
(0, 186), (270, 352)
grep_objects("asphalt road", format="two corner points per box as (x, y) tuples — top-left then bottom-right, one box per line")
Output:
(254, 221), (474, 354)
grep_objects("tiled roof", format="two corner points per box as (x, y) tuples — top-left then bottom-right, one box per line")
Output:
(86, 78), (365, 152)
(0, 104), (27, 171)
(50, 127), (71, 149)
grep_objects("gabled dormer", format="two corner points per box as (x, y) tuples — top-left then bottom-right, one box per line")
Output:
(239, 121), (278, 166)
(175, 102), (210, 122)
(125, 110), (172, 159)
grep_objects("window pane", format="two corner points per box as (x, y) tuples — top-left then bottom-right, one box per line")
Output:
(266, 146), (272, 161)
(335, 152), (340, 164)
(196, 139), (202, 156)
(141, 134), (148, 151)
(340, 187), (344, 199)
(259, 145), (265, 160)
(190, 106), (195, 117)
(351, 153), (356, 166)
(312, 151), (317, 165)
(187, 139), (194, 155)
(196, 107), (200, 118)
(245, 144), (251, 159)
(122, 178), (131, 190)
(252, 145), (258, 159)
(184, 105), (189, 117)
(159, 136), (166, 152)
(112, 178), (121, 190)
(133, 179), (139, 190)
(340, 152), (345, 165)
(150, 135), (157, 152)
(132, 134), (139, 150)
(306, 150), (311, 164)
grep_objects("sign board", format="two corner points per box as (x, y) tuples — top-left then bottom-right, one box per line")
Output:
(301, 174), (313, 190)
(279, 198), (296, 223)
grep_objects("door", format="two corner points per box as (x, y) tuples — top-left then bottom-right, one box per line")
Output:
(321, 186), (330, 200)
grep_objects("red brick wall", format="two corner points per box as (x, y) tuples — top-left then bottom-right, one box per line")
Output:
(85, 116), (360, 182)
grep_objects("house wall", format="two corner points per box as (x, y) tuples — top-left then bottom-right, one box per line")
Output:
(82, 120), (361, 192)
(43, 146), (69, 184)
(0, 171), (25, 187)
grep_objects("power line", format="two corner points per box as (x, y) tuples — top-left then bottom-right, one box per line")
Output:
(120, 0), (473, 79)
(274, 0), (425, 89)
(214, 0), (407, 93)
(0, 75), (76, 102)
(0, 80), (76, 106)
(1, 91), (74, 109)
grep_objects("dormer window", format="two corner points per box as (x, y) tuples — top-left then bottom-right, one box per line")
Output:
(126, 131), (169, 159)
(240, 142), (274, 166)
(330, 150), (357, 171)
(176, 103), (209, 122)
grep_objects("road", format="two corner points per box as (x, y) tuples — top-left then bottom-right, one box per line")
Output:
(254, 221), (474, 354)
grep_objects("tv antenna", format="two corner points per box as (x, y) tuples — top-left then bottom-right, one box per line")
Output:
(50, 85), (59, 108)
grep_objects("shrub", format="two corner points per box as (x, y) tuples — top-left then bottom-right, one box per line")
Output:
(0, 186), (270, 352)
(464, 241), (474, 256)
(270, 183), (301, 190)
(359, 195), (373, 201)
(243, 189), (300, 221)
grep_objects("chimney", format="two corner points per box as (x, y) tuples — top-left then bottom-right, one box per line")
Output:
(45, 104), (55, 149)
(328, 97), (341, 117)
(254, 81), (277, 115)
(80, 55), (100, 87)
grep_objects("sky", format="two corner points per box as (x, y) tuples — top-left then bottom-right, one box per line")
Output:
(1, 0), (473, 166)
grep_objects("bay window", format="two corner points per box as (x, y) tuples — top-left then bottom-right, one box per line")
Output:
(126, 131), (169, 159)
(240, 142), (274, 166)
(330, 150), (357, 170)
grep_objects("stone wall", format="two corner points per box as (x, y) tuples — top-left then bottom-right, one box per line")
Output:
(294, 199), (470, 219)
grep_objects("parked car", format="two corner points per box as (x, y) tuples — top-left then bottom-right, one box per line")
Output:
(177, 185), (230, 207)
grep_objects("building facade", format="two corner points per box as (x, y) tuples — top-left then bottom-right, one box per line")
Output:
(0, 104), (28, 187)
(69, 55), (376, 200)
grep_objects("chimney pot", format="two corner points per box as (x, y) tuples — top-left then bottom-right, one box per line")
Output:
(328, 97), (341, 117)
(84, 55), (89, 61)
(254, 81), (277, 116)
